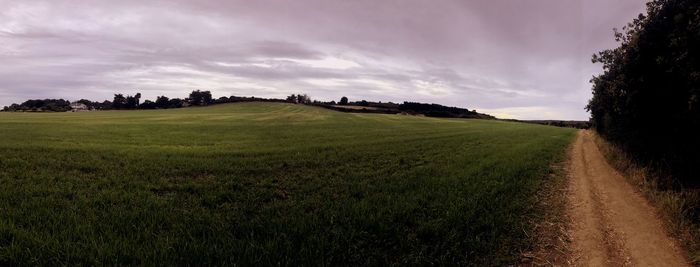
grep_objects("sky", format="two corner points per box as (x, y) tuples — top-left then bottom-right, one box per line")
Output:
(0, 0), (648, 120)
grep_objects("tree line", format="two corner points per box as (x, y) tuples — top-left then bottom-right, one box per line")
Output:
(3, 90), (255, 111)
(586, 0), (700, 184)
(1, 90), (328, 112)
(1, 91), (495, 121)
(398, 102), (487, 118)
(1, 99), (73, 112)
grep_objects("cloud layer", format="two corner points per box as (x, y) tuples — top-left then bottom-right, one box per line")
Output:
(0, 0), (647, 119)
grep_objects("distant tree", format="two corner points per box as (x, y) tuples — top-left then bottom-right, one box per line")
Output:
(113, 94), (127, 109)
(286, 94), (298, 103)
(6, 99), (71, 112)
(8, 104), (20, 111)
(215, 96), (230, 104)
(125, 93), (141, 109)
(359, 100), (369, 106)
(399, 102), (479, 118)
(99, 100), (113, 110)
(140, 100), (157, 109)
(168, 98), (185, 108)
(155, 96), (170, 109)
(189, 90), (213, 106)
(297, 94), (311, 104)
(339, 96), (349, 105)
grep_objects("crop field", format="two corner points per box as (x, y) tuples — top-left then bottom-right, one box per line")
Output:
(0, 103), (575, 265)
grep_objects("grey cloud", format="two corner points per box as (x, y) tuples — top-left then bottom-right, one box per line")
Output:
(0, 0), (648, 119)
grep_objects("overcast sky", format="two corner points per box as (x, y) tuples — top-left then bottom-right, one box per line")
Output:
(0, 0), (647, 119)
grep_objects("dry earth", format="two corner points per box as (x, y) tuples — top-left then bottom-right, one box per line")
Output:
(567, 130), (689, 266)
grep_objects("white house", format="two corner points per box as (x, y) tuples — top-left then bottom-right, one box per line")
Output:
(70, 102), (89, 112)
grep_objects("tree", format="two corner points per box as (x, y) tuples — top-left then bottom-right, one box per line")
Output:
(215, 96), (230, 104)
(339, 96), (349, 105)
(112, 94), (127, 109)
(135, 93), (141, 106)
(286, 94), (298, 103)
(99, 100), (113, 110)
(297, 94), (311, 104)
(8, 104), (20, 111)
(168, 98), (185, 108)
(586, 0), (700, 183)
(189, 90), (213, 106)
(125, 93), (141, 109)
(140, 100), (157, 109)
(3, 99), (71, 112)
(155, 96), (170, 109)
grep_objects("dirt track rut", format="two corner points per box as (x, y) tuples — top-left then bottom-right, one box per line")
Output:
(567, 130), (688, 266)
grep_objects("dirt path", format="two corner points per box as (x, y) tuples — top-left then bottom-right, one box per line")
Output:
(567, 130), (689, 266)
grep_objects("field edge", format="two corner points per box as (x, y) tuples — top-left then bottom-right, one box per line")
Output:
(520, 130), (577, 266)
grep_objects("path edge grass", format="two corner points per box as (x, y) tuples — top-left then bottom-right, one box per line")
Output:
(591, 131), (699, 265)
(519, 131), (576, 266)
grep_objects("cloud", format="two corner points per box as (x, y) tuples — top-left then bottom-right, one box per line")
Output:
(0, 0), (648, 119)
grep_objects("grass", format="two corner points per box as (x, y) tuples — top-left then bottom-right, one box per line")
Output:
(592, 132), (700, 265)
(0, 102), (575, 266)
(520, 143), (572, 266)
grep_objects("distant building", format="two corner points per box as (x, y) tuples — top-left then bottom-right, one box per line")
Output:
(70, 102), (89, 112)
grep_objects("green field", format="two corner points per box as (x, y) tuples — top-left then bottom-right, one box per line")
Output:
(0, 103), (575, 266)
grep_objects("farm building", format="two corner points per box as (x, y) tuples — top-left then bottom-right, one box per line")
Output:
(70, 102), (89, 112)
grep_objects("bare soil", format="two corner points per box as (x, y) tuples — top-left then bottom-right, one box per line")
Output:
(567, 130), (689, 266)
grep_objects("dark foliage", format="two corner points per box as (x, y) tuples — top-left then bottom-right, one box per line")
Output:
(2, 92), (286, 112)
(112, 94), (128, 109)
(189, 90), (213, 106)
(96, 100), (113, 110)
(75, 99), (112, 110)
(155, 96), (170, 108)
(316, 104), (401, 114)
(586, 0), (700, 184)
(339, 96), (349, 105)
(297, 94), (311, 104)
(286, 94), (298, 103)
(168, 98), (185, 108)
(139, 100), (157, 109)
(1, 99), (71, 112)
(355, 101), (399, 109)
(112, 93), (141, 109)
(519, 120), (590, 129)
(312, 100), (494, 119)
(126, 93), (141, 108)
(213, 95), (288, 104)
(399, 102), (494, 119)
(285, 94), (311, 104)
